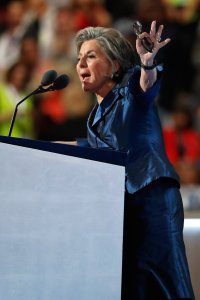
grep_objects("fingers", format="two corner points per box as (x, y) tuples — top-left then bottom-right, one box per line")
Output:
(159, 38), (171, 48)
(150, 21), (163, 41)
(137, 21), (171, 55)
(150, 21), (171, 48)
(138, 32), (150, 40)
(156, 25), (163, 42)
(141, 21), (166, 43)
(150, 20), (156, 36)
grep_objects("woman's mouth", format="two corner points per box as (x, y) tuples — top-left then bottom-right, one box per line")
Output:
(81, 73), (91, 82)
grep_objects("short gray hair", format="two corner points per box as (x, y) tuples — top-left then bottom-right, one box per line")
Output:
(75, 26), (136, 77)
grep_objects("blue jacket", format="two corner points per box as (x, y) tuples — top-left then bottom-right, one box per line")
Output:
(81, 66), (179, 194)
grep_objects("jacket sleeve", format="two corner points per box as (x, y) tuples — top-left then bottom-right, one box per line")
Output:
(128, 65), (163, 106)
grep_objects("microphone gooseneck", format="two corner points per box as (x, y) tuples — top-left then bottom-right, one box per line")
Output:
(8, 71), (69, 137)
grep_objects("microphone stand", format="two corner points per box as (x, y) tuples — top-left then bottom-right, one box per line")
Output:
(8, 73), (69, 137)
(8, 85), (48, 137)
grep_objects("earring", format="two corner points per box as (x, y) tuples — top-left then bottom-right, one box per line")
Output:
(111, 72), (119, 80)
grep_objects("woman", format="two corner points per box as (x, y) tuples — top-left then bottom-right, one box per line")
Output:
(75, 21), (195, 299)
(0, 61), (34, 138)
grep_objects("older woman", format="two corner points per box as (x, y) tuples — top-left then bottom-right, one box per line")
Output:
(75, 21), (195, 299)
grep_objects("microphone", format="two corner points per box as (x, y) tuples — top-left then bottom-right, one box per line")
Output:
(40, 69), (58, 86)
(45, 74), (70, 92)
(132, 20), (154, 53)
(8, 71), (69, 137)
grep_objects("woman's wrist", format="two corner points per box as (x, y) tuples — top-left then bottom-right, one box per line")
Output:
(140, 59), (157, 70)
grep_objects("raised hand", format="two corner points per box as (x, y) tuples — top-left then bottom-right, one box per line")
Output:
(136, 20), (171, 64)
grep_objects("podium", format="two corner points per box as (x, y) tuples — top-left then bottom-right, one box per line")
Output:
(0, 136), (127, 300)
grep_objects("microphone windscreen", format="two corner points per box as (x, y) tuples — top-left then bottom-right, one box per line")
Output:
(53, 74), (69, 90)
(41, 70), (58, 86)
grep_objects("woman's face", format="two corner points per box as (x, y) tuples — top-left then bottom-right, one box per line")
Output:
(76, 39), (115, 97)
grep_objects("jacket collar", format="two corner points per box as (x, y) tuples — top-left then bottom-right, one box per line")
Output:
(87, 102), (116, 149)
(86, 70), (133, 149)
(90, 91), (119, 127)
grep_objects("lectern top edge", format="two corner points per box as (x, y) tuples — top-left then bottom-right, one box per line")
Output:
(0, 135), (127, 167)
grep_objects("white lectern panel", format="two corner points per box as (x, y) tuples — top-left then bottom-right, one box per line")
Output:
(0, 143), (125, 300)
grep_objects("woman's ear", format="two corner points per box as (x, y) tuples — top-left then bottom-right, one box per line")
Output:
(111, 61), (122, 81)
(114, 61), (120, 73)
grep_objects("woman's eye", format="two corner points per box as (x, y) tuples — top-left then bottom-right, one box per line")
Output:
(87, 54), (95, 59)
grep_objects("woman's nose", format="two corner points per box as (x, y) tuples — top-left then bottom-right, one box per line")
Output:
(79, 57), (87, 67)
